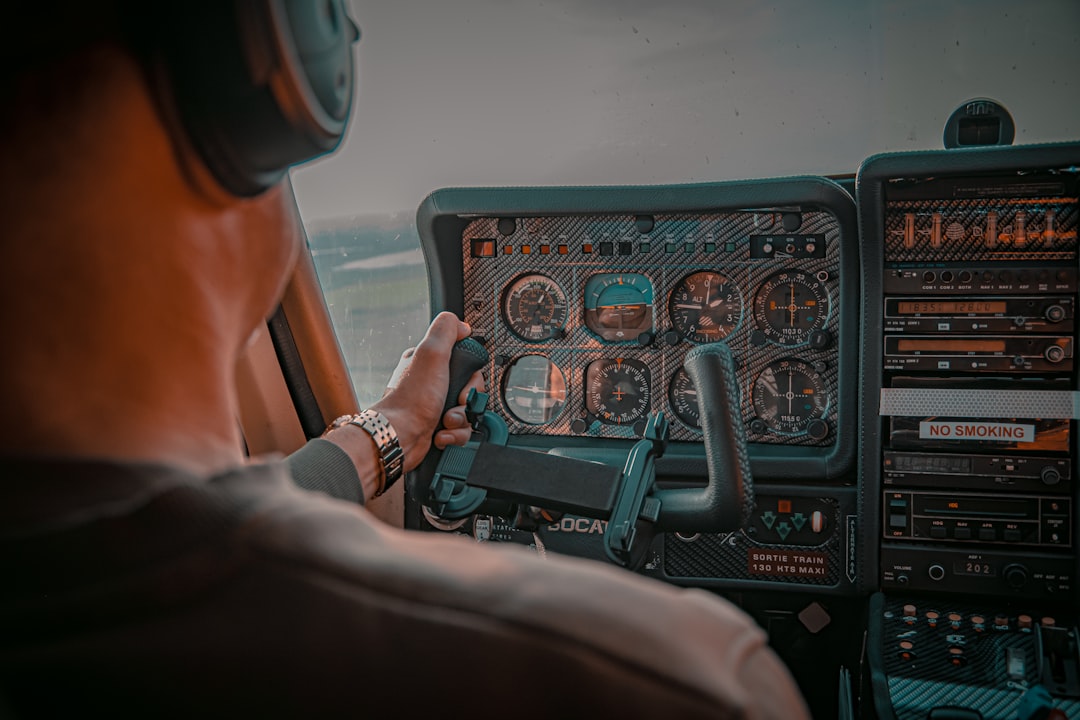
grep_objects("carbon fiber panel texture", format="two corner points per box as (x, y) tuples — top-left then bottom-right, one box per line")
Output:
(461, 211), (842, 444)
(884, 196), (1078, 263)
(664, 497), (842, 585)
(879, 597), (1080, 720)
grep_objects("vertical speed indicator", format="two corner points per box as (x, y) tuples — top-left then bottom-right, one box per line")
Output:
(667, 367), (701, 430)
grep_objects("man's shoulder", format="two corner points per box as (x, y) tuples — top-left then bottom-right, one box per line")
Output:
(1, 457), (807, 718)
(230, 465), (793, 715)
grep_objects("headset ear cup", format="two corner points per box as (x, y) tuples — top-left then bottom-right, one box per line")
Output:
(157, 0), (357, 197)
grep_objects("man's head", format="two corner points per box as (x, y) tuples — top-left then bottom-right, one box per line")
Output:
(0, 2), (358, 468)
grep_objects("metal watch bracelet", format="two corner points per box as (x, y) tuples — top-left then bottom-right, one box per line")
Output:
(328, 410), (404, 496)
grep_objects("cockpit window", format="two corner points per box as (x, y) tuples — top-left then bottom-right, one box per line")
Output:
(293, 0), (1079, 404)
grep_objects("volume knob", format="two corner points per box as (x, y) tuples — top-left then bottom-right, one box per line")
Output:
(1041, 466), (1062, 486)
(1003, 563), (1029, 590)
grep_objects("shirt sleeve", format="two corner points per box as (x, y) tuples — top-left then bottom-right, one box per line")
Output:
(285, 439), (363, 505)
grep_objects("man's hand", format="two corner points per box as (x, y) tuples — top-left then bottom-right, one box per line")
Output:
(371, 312), (485, 472)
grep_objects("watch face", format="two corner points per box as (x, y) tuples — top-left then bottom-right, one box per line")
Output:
(329, 413), (362, 431)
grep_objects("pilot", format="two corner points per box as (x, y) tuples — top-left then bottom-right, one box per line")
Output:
(0, 3), (808, 718)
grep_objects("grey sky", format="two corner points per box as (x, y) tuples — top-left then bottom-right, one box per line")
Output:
(291, 0), (1080, 223)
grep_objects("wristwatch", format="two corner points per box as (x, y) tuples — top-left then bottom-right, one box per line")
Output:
(327, 410), (404, 496)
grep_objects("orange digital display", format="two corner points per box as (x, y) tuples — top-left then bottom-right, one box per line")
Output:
(896, 300), (1008, 314)
(896, 339), (1007, 353)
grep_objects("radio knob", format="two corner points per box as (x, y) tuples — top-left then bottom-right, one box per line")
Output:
(1003, 563), (1029, 590)
(1044, 345), (1066, 364)
(1041, 466), (1062, 486)
(928, 564), (946, 581)
(1045, 304), (1067, 323)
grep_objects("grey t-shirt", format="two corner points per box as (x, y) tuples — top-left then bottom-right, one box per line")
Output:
(0, 456), (808, 718)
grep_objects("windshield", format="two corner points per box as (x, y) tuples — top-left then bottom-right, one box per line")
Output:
(293, 0), (1080, 404)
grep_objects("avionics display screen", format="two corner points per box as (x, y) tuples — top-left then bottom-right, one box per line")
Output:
(895, 301), (1008, 314)
(895, 339), (1007, 353)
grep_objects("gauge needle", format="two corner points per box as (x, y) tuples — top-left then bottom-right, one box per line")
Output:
(674, 303), (702, 309)
(787, 370), (795, 416)
(708, 298), (724, 308)
(789, 283), (796, 326)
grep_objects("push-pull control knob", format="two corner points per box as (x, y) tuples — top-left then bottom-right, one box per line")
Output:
(1045, 304), (1067, 323)
(1003, 563), (1029, 590)
(1044, 345), (1066, 364)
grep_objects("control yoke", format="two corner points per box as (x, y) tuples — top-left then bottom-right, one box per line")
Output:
(660, 343), (755, 532)
(422, 338), (754, 568)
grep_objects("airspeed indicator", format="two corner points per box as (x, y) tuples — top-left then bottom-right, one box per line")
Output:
(502, 274), (567, 341)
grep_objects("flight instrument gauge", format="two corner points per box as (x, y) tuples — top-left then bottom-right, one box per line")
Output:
(753, 270), (830, 346)
(668, 270), (743, 343)
(751, 359), (828, 436)
(502, 274), (568, 342)
(667, 367), (701, 430)
(585, 358), (651, 425)
(502, 355), (567, 425)
(583, 273), (654, 342)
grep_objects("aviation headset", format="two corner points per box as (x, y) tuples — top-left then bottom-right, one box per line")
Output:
(145, 0), (358, 197)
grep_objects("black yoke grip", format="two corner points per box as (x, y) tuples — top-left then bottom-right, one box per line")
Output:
(442, 337), (488, 418)
(656, 342), (754, 532)
(411, 337), (489, 506)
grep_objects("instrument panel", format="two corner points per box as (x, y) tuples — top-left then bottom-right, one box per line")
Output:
(460, 209), (845, 445)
